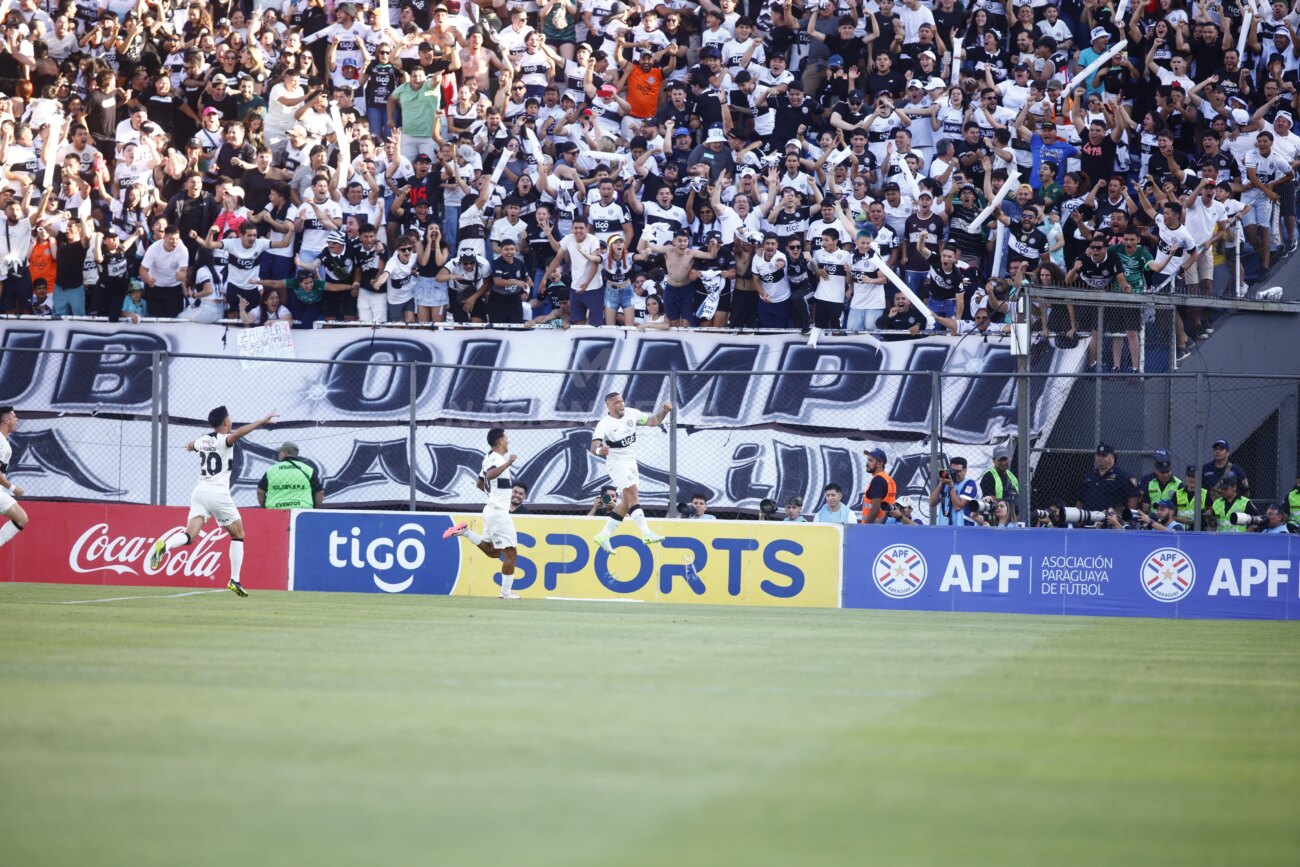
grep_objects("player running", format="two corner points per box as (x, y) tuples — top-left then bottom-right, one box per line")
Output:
(147, 406), (278, 597)
(0, 407), (28, 551)
(591, 392), (673, 553)
(443, 427), (522, 599)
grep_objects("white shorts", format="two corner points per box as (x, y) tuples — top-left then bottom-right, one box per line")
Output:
(607, 460), (639, 492)
(0, 487), (15, 513)
(188, 486), (241, 527)
(482, 506), (517, 549)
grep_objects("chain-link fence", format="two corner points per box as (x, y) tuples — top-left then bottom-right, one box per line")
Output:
(5, 345), (1297, 528)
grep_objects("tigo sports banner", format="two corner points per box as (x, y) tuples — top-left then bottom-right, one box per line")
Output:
(291, 510), (842, 607)
(0, 321), (1084, 516)
(843, 526), (1300, 620)
(0, 501), (290, 591)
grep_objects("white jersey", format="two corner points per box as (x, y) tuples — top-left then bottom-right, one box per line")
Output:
(221, 238), (271, 290)
(193, 432), (235, 490)
(481, 450), (513, 510)
(0, 430), (11, 473)
(593, 409), (648, 464)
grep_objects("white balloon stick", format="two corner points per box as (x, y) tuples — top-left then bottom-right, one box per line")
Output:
(1115, 0), (1129, 27)
(990, 222), (1008, 279)
(869, 248), (935, 327)
(967, 168), (1020, 234)
(950, 36), (963, 87)
(489, 143), (514, 186)
(1238, 10), (1253, 57)
(1063, 39), (1128, 95)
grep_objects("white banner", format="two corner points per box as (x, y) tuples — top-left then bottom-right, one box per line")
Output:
(0, 322), (1085, 515)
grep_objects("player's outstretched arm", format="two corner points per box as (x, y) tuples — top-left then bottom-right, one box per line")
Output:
(642, 401), (673, 427)
(226, 411), (280, 446)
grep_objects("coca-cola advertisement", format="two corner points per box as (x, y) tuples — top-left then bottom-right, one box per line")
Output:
(0, 502), (289, 591)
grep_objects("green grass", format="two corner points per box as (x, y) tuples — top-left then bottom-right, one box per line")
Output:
(1, 584), (1298, 867)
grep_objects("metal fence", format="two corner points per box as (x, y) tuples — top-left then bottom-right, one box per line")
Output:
(4, 345), (1297, 528)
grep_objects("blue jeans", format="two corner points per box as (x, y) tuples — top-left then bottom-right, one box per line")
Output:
(758, 298), (791, 328)
(846, 306), (884, 332)
(926, 297), (956, 328)
(366, 106), (389, 140)
(53, 284), (86, 316)
(442, 204), (460, 251)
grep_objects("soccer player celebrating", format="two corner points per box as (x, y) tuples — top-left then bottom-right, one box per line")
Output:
(147, 406), (279, 597)
(590, 392), (673, 553)
(0, 407), (28, 550)
(443, 427), (522, 599)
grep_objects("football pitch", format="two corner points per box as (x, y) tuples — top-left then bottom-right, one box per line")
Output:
(1, 584), (1297, 867)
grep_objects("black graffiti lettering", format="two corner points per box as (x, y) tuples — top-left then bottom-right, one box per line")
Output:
(889, 346), (949, 425)
(324, 439), (420, 497)
(325, 339), (432, 414)
(945, 349), (1016, 437)
(8, 429), (125, 494)
(0, 330), (46, 403)
(443, 340), (530, 415)
(771, 441), (811, 509)
(627, 340), (760, 418)
(421, 442), (485, 497)
(724, 442), (773, 505)
(891, 452), (937, 502)
(513, 430), (605, 502)
(765, 344), (883, 418)
(555, 338), (616, 414)
(54, 332), (165, 408)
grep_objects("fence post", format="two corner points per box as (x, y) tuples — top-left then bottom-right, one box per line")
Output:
(1233, 235), (1242, 300)
(158, 351), (169, 506)
(149, 349), (161, 506)
(1193, 372), (1207, 532)
(1137, 301), (1146, 373)
(929, 370), (940, 480)
(667, 370), (678, 514)
(1016, 325), (1032, 523)
(408, 360), (418, 512)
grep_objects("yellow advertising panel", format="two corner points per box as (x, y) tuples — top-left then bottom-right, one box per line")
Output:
(449, 515), (843, 608)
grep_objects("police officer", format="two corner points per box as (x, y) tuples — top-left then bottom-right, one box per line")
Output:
(979, 444), (1019, 502)
(861, 447), (897, 524)
(257, 442), (324, 509)
(1076, 443), (1139, 523)
(1202, 439), (1250, 497)
(1175, 465), (1209, 529)
(1138, 449), (1185, 508)
(1210, 473), (1256, 532)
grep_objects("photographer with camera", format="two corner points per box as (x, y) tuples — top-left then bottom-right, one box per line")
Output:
(1258, 504), (1294, 534)
(684, 492), (717, 520)
(1210, 473), (1256, 533)
(928, 457), (978, 526)
(586, 485), (619, 518)
(1075, 443), (1139, 528)
(972, 497), (1022, 528)
(1110, 498), (1186, 532)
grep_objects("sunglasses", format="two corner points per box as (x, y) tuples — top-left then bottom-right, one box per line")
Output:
(397, 246), (414, 252)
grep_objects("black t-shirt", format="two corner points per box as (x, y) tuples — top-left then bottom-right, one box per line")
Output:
(1077, 251), (1124, 290)
(954, 140), (991, 188)
(824, 33), (868, 69)
(863, 71), (906, 101)
(1077, 135), (1118, 187)
(56, 237), (87, 286)
(876, 307), (927, 339)
(492, 255), (530, 295)
(923, 253), (965, 301)
(1005, 225), (1049, 269)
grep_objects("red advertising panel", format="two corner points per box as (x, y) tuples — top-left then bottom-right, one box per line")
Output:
(0, 502), (289, 591)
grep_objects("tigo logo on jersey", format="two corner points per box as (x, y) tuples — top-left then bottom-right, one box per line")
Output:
(292, 511), (462, 594)
(1141, 548), (1195, 603)
(874, 545), (927, 599)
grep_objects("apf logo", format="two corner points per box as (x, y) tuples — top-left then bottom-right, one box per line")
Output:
(1141, 548), (1195, 602)
(874, 545), (927, 599)
(327, 522), (427, 592)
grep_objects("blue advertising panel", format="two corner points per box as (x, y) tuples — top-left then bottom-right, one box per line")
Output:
(290, 511), (463, 594)
(843, 527), (1300, 619)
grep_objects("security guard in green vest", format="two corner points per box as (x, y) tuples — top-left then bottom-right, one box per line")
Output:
(1210, 473), (1256, 532)
(1137, 449), (1184, 509)
(980, 444), (1019, 501)
(1174, 465), (1208, 528)
(1287, 473), (1300, 529)
(257, 442), (324, 510)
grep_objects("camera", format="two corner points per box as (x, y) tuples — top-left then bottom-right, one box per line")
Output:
(676, 501), (691, 517)
(600, 492), (613, 505)
(1034, 504), (1108, 527)
(1230, 512), (1266, 527)
(974, 499), (998, 520)
(758, 498), (777, 519)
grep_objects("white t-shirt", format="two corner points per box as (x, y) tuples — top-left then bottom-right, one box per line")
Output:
(813, 247), (852, 303)
(481, 450), (513, 510)
(141, 240), (189, 287)
(194, 432), (235, 490)
(384, 251), (419, 304)
(592, 409), (648, 465)
(562, 233), (601, 292)
(222, 238), (271, 289)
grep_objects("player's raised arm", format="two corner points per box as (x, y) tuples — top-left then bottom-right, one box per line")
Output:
(641, 401), (673, 427)
(483, 454), (517, 480)
(226, 411), (280, 446)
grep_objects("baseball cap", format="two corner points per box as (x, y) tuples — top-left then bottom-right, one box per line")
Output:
(211, 73), (228, 84)
(673, 128), (692, 138)
(1213, 439), (1230, 450)
(1047, 78), (1065, 90)
(414, 153), (433, 163)
(865, 447), (887, 462)
(993, 445), (1011, 460)
(1096, 443), (1115, 456)
(700, 45), (721, 58)
(925, 78), (947, 91)
(458, 245), (477, 260)
(1090, 26), (1109, 42)
(1219, 472), (1239, 486)
(1153, 448), (1172, 470)
(326, 230), (348, 247)
(1155, 498), (1175, 509)
(202, 106), (220, 116)
(827, 54), (844, 68)
(907, 79), (924, 90)
(848, 89), (865, 102)
(917, 189), (934, 199)
(1232, 108), (1251, 125)
(1279, 110), (1295, 124)
(288, 124), (308, 137)
(1013, 62), (1029, 72)
(598, 83), (617, 98)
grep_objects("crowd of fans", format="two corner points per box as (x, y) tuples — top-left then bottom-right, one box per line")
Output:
(0, 0), (1295, 353)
